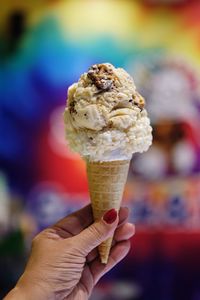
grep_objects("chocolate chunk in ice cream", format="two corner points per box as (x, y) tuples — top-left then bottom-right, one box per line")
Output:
(87, 63), (119, 91)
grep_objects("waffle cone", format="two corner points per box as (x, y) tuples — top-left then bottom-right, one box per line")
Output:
(86, 160), (130, 264)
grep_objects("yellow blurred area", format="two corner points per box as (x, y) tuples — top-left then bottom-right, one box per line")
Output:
(1, 0), (199, 66)
(52, 0), (140, 42)
(0, 0), (47, 27)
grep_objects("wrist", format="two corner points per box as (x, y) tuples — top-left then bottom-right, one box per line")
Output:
(4, 286), (24, 300)
(5, 272), (52, 300)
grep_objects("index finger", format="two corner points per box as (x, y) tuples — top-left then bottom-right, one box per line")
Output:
(53, 204), (93, 237)
(53, 205), (129, 238)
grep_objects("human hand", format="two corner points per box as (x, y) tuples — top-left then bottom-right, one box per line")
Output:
(5, 204), (135, 300)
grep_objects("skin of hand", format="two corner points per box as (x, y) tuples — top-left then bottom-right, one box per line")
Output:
(5, 205), (135, 300)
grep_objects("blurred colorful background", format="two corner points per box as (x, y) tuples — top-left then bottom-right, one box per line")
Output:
(1, 0), (200, 299)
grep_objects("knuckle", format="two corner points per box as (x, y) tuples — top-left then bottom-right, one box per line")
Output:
(109, 254), (118, 266)
(64, 237), (75, 249)
(31, 231), (43, 247)
(88, 223), (104, 242)
(31, 235), (39, 247)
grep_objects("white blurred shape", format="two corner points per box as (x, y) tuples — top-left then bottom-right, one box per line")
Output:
(111, 281), (142, 299)
(133, 145), (167, 179)
(0, 173), (10, 233)
(149, 68), (197, 122)
(172, 141), (195, 175)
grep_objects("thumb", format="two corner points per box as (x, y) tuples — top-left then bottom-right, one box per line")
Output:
(73, 209), (118, 255)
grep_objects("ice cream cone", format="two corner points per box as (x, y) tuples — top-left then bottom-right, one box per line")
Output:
(86, 160), (130, 264)
(64, 63), (152, 261)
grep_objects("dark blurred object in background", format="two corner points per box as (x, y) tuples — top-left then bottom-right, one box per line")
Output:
(1, 0), (200, 299)
(2, 10), (27, 57)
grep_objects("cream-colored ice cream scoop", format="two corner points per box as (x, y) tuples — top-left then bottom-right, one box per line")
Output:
(64, 63), (152, 161)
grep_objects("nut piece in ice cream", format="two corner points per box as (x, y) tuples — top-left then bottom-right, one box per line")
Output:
(133, 92), (145, 111)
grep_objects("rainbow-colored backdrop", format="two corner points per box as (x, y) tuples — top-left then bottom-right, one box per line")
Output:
(1, 1), (200, 299)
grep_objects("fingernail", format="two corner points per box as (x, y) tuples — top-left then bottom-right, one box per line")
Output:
(103, 209), (117, 224)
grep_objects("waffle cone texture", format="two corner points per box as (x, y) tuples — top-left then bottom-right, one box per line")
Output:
(86, 160), (130, 264)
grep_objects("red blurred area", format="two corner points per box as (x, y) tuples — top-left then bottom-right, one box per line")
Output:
(37, 127), (89, 195)
(131, 230), (200, 262)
